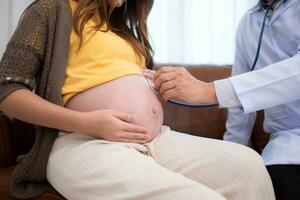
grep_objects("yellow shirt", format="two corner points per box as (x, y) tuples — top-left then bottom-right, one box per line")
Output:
(62, 0), (145, 104)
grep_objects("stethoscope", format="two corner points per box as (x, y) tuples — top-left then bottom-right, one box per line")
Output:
(164, 0), (281, 108)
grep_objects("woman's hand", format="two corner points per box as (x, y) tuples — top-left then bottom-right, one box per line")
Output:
(79, 109), (151, 143)
(144, 67), (218, 104)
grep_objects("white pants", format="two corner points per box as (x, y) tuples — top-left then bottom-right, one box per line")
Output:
(47, 126), (275, 200)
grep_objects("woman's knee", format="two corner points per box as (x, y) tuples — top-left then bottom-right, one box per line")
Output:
(221, 142), (272, 187)
(228, 143), (265, 171)
(220, 142), (263, 172)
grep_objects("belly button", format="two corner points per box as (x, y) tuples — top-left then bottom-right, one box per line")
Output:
(152, 107), (158, 115)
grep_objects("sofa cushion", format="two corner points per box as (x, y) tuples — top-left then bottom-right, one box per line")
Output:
(0, 113), (14, 167)
(0, 167), (65, 200)
(0, 166), (15, 199)
(0, 112), (36, 167)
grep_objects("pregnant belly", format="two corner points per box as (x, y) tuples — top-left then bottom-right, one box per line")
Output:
(65, 75), (164, 139)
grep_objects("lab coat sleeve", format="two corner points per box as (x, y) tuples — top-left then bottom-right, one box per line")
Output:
(223, 18), (257, 145)
(230, 52), (300, 113)
(214, 78), (241, 108)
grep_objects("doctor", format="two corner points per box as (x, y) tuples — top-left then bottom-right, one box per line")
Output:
(145, 0), (300, 199)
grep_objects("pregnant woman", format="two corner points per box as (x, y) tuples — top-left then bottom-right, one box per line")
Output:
(0, 0), (275, 199)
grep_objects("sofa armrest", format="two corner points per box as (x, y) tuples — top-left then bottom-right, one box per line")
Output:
(0, 112), (14, 167)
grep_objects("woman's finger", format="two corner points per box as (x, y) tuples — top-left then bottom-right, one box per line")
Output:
(118, 138), (148, 144)
(119, 131), (150, 141)
(114, 111), (137, 123)
(120, 121), (149, 134)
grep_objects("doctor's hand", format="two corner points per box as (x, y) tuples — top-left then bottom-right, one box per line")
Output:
(144, 67), (218, 104)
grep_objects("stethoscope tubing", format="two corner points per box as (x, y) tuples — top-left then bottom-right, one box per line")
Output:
(167, 99), (219, 108)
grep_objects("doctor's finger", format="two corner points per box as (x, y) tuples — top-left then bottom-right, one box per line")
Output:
(161, 89), (178, 101)
(159, 79), (177, 96)
(153, 72), (178, 90)
(143, 69), (156, 80)
(155, 66), (179, 78)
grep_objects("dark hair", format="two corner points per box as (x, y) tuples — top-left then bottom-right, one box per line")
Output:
(73, 0), (154, 68)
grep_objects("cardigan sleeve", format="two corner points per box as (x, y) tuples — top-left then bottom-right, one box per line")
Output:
(0, 3), (47, 103)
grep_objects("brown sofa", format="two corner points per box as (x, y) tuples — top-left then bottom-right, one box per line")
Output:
(0, 65), (269, 200)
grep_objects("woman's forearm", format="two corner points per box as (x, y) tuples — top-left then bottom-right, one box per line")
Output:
(0, 89), (83, 132)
